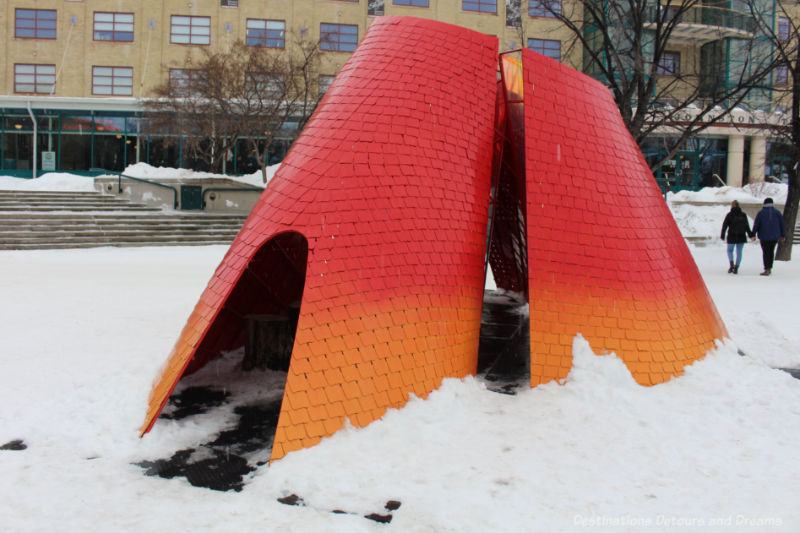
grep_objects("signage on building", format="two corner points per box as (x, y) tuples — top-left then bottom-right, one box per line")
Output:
(41, 151), (56, 171)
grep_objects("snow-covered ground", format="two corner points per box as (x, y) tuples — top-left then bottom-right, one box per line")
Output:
(0, 178), (798, 532)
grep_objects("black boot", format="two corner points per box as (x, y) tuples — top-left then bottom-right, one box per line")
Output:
(728, 261), (734, 273)
(733, 265), (738, 274)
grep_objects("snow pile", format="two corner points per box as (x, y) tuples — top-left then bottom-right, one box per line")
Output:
(668, 202), (731, 239)
(268, 342), (799, 532)
(123, 162), (281, 188)
(669, 182), (788, 204)
(0, 163), (283, 192)
(0, 173), (96, 192)
(667, 183), (789, 240)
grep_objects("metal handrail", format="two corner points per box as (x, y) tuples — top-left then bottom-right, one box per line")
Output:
(202, 186), (265, 208)
(116, 173), (179, 209)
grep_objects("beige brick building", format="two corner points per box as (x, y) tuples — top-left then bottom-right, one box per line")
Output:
(0, 0), (792, 185)
(0, 1), (576, 98)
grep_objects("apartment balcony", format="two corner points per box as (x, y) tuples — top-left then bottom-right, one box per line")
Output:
(645, 5), (755, 45)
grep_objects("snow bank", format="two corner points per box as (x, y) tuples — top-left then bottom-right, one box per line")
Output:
(668, 202), (731, 239)
(669, 182), (788, 204)
(667, 183), (790, 240)
(266, 338), (800, 533)
(0, 163), (283, 192)
(123, 162), (281, 188)
(0, 173), (96, 192)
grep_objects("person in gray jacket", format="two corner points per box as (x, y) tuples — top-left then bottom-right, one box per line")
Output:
(751, 197), (786, 276)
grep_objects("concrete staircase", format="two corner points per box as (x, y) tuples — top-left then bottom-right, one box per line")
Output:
(0, 190), (247, 250)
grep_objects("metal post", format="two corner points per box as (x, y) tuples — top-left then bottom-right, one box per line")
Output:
(26, 101), (37, 178)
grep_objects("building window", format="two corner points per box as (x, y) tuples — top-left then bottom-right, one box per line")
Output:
(778, 17), (790, 41)
(221, 0), (239, 6)
(92, 66), (133, 96)
(246, 73), (284, 99)
(169, 69), (202, 96)
(394, 0), (430, 6)
(656, 51), (680, 76)
(463, 0), (497, 13)
(529, 0), (561, 17)
(319, 75), (335, 96)
(368, 0), (385, 15)
(170, 15), (211, 45)
(320, 23), (358, 52)
(15, 9), (57, 39)
(775, 64), (789, 85)
(506, 0), (522, 27)
(93, 12), (134, 42)
(14, 64), (56, 94)
(527, 38), (560, 61)
(246, 19), (285, 48)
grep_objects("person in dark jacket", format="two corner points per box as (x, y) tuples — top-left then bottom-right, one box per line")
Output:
(751, 197), (786, 276)
(720, 200), (753, 274)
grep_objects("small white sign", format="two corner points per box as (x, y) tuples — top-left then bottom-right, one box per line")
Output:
(41, 151), (56, 171)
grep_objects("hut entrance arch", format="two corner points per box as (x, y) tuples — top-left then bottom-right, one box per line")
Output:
(169, 231), (308, 448)
(182, 231), (310, 376)
(236, 231), (309, 375)
(136, 232), (309, 488)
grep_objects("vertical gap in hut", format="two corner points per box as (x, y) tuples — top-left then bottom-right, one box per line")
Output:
(477, 74), (530, 394)
(477, 282), (530, 395)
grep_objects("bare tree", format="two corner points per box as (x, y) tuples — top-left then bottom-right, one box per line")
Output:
(531, 0), (777, 172)
(142, 36), (323, 183)
(748, 0), (799, 259)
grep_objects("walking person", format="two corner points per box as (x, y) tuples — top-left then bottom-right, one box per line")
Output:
(751, 197), (786, 276)
(720, 200), (753, 274)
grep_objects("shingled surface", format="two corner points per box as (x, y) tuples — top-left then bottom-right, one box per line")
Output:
(141, 17), (499, 461)
(141, 19), (728, 463)
(520, 50), (728, 386)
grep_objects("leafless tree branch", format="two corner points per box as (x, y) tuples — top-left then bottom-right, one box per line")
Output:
(141, 35), (323, 183)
